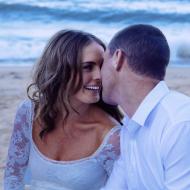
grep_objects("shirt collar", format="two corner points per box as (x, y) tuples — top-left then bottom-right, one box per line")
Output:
(131, 81), (170, 127)
(122, 81), (170, 136)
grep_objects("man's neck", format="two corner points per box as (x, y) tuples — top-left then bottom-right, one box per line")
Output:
(119, 76), (159, 118)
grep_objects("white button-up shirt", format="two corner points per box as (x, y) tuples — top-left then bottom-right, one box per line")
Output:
(102, 81), (190, 190)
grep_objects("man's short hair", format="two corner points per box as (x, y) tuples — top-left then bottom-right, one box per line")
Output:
(108, 24), (170, 80)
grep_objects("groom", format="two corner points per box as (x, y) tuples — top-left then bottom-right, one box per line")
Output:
(101, 24), (190, 189)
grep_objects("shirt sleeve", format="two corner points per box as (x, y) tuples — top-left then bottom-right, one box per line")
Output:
(161, 121), (190, 190)
(4, 101), (31, 190)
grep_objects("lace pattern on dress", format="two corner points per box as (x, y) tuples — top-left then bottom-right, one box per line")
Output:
(4, 101), (31, 190)
(96, 126), (121, 176)
(4, 100), (121, 189)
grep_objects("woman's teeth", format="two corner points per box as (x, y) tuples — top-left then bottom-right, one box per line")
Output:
(84, 86), (100, 91)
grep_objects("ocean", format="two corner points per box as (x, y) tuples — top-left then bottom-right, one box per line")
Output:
(0, 0), (190, 66)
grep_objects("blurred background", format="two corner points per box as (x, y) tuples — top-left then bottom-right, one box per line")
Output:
(0, 0), (190, 67)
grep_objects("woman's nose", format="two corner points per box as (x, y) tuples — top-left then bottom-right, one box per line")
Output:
(93, 67), (101, 80)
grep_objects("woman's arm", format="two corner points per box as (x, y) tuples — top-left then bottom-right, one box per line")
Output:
(4, 101), (31, 190)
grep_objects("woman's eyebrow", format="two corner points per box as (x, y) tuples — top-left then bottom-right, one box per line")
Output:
(81, 61), (96, 65)
(82, 59), (103, 65)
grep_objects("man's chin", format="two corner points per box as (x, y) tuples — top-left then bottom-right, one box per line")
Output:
(102, 95), (117, 106)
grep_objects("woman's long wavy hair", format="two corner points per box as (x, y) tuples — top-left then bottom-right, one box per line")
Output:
(27, 29), (123, 139)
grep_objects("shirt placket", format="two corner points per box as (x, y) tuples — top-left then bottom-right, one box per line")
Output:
(126, 120), (141, 190)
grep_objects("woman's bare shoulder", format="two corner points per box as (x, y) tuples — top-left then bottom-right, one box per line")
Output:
(96, 106), (120, 126)
(92, 106), (121, 140)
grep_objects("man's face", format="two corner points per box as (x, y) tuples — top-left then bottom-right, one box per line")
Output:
(101, 49), (118, 105)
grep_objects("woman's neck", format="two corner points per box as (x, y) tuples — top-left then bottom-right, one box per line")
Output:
(56, 103), (97, 136)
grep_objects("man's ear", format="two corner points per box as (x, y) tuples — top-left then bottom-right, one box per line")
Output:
(112, 49), (125, 71)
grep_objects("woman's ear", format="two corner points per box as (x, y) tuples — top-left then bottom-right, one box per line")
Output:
(112, 49), (125, 71)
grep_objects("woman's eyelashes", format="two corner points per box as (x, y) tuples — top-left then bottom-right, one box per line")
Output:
(82, 62), (94, 71)
(82, 61), (103, 71)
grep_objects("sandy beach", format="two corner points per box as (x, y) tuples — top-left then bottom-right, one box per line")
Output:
(0, 65), (190, 188)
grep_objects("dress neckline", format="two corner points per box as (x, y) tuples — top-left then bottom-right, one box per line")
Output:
(29, 100), (120, 164)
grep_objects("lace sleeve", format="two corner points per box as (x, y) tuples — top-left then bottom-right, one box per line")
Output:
(97, 126), (121, 176)
(4, 100), (31, 190)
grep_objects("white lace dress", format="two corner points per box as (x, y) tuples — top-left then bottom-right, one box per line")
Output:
(4, 100), (121, 190)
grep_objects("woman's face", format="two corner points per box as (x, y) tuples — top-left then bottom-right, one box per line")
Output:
(72, 41), (104, 106)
